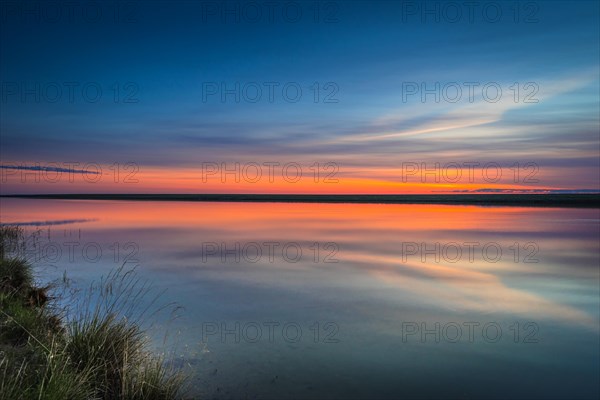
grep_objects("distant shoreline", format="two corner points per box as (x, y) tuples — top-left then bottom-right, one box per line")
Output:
(1, 193), (599, 207)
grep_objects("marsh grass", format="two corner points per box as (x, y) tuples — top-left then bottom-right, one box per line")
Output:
(0, 226), (188, 399)
(0, 225), (24, 260)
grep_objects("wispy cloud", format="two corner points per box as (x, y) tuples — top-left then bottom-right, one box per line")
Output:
(0, 218), (97, 227)
(0, 164), (100, 175)
(343, 69), (599, 142)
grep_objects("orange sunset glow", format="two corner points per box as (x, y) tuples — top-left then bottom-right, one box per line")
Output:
(0, 162), (581, 194)
(0, 1), (598, 399)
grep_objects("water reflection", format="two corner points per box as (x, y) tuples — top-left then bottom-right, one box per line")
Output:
(1, 198), (598, 399)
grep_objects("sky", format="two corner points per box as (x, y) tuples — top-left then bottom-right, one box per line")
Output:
(0, 0), (599, 194)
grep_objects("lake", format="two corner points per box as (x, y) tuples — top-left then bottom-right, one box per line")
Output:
(1, 198), (598, 399)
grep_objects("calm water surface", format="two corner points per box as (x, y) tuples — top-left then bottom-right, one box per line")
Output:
(1, 198), (599, 399)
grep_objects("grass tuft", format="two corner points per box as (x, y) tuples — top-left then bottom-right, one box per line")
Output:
(1, 257), (34, 292)
(0, 226), (187, 400)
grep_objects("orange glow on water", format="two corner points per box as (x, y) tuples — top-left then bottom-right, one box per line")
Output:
(1, 198), (598, 331)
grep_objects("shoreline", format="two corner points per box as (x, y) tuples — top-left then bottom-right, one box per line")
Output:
(0, 226), (186, 398)
(1, 193), (599, 207)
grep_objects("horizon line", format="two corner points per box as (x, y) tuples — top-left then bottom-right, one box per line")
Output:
(2, 193), (598, 208)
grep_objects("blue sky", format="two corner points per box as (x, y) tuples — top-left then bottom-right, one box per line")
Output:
(1, 0), (599, 193)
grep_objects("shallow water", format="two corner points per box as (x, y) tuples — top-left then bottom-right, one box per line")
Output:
(1, 198), (599, 399)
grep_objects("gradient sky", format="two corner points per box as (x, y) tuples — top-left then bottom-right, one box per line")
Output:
(1, 0), (599, 194)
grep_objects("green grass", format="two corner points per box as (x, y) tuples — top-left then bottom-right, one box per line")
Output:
(0, 257), (33, 291)
(0, 226), (24, 260)
(0, 226), (187, 400)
